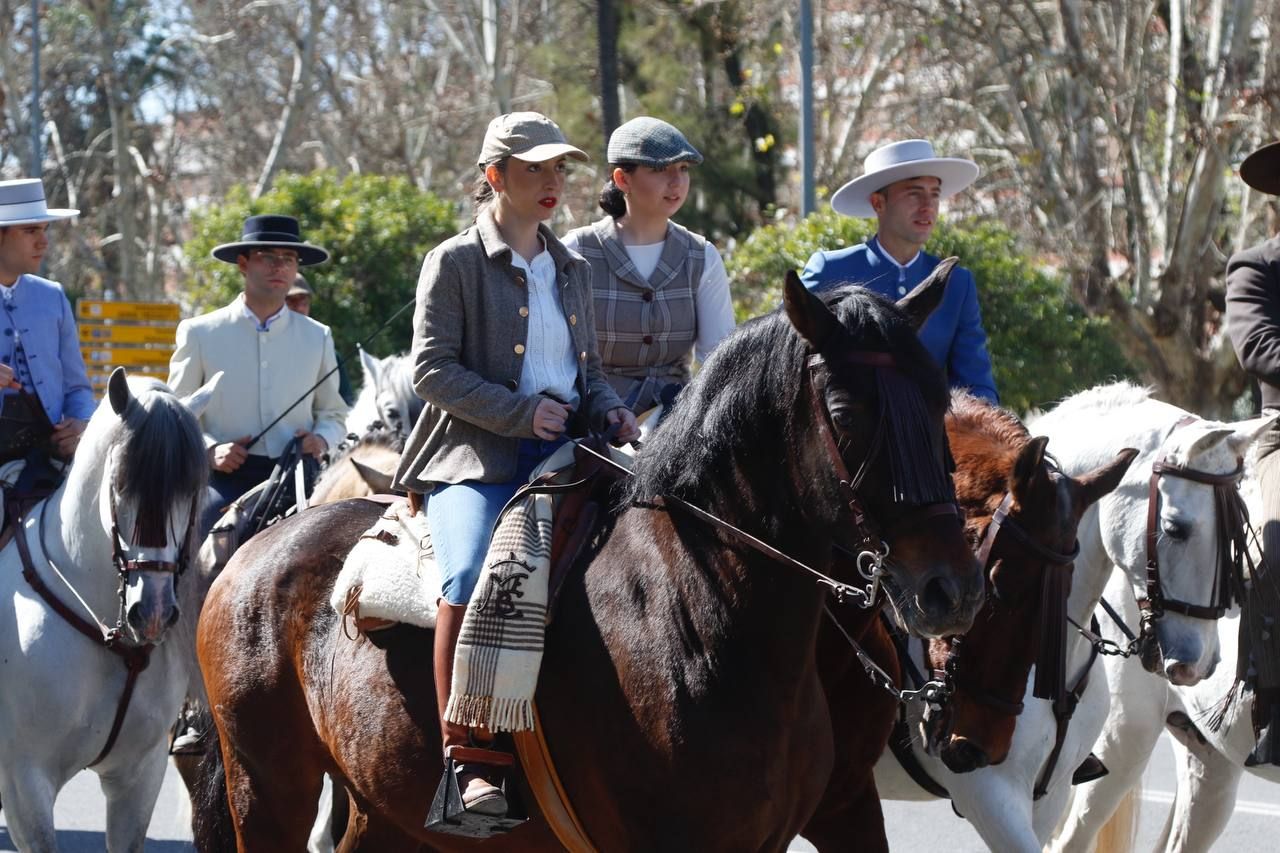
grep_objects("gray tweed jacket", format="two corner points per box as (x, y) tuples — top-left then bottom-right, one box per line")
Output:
(394, 207), (624, 492)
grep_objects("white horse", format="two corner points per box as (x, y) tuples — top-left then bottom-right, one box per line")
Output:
(875, 382), (1274, 851)
(1052, 456), (1279, 852)
(0, 368), (217, 852)
(343, 349), (420, 443)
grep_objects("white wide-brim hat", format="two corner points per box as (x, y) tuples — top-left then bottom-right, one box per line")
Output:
(830, 139), (979, 218)
(0, 178), (78, 226)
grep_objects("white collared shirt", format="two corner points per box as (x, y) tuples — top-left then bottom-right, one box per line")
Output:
(872, 237), (921, 287)
(241, 301), (287, 331)
(510, 243), (579, 408)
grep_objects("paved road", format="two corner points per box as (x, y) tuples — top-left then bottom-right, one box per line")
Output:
(1, 735), (1275, 850)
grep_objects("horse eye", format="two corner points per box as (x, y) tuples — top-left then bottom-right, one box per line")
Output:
(1162, 519), (1190, 542)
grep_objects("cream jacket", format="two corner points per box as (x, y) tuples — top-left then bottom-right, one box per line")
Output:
(167, 295), (348, 458)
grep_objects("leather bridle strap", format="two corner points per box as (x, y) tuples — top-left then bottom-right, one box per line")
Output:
(975, 492), (1080, 570)
(1143, 457), (1246, 620)
(10, 501), (153, 767)
(1033, 614), (1101, 799)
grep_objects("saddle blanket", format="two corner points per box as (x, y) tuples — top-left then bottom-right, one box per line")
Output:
(329, 500), (440, 630)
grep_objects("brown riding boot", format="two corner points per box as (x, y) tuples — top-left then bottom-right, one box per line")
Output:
(434, 600), (508, 816)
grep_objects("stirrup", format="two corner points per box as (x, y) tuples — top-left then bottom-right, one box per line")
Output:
(425, 749), (525, 838)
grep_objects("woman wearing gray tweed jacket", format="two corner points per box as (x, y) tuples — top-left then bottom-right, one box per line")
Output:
(393, 111), (638, 817)
(562, 116), (735, 416)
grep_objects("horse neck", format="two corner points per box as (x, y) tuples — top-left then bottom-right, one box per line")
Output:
(33, 471), (119, 620)
(633, 503), (832, 686)
(344, 383), (378, 434)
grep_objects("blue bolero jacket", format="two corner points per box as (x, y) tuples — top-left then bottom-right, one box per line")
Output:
(800, 237), (999, 403)
(0, 274), (96, 423)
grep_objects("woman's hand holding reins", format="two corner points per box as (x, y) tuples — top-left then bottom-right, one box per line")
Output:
(533, 397), (572, 440)
(606, 406), (640, 444)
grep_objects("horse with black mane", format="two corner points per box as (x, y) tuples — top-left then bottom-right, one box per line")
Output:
(192, 268), (983, 851)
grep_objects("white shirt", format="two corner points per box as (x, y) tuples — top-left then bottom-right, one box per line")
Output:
(510, 246), (580, 408)
(240, 300), (288, 331)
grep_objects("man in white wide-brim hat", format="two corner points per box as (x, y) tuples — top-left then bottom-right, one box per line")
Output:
(0, 178), (94, 466)
(801, 139), (998, 403)
(1224, 139), (1280, 767)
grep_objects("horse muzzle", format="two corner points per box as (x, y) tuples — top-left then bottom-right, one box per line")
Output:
(124, 573), (180, 644)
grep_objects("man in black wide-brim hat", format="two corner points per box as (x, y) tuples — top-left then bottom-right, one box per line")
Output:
(167, 214), (348, 540)
(1224, 141), (1280, 767)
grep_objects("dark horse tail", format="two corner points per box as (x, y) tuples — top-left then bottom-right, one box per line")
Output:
(189, 709), (237, 853)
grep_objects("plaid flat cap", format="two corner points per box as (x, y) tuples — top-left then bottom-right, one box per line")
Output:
(606, 117), (703, 167)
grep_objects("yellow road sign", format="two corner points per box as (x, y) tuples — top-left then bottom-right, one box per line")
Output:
(81, 347), (173, 367)
(79, 325), (177, 345)
(77, 300), (180, 323)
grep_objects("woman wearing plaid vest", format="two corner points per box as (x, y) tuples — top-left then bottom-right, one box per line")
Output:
(562, 117), (735, 415)
(394, 112), (639, 817)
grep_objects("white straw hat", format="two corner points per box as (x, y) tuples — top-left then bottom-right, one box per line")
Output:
(830, 140), (978, 218)
(0, 179), (78, 226)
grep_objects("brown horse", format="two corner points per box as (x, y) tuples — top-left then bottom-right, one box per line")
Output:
(800, 393), (1135, 852)
(191, 269), (985, 852)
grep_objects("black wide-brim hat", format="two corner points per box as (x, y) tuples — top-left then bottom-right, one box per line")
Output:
(212, 214), (330, 266)
(1240, 142), (1280, 196)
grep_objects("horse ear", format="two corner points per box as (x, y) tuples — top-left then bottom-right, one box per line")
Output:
(1183, 426), (1238, 461)
(350, 457), (395, 494)
(359, 347), (380, 386)
(181, 371), (223, 419)
(108, 367), (131, 416)
(1226, 412), (1279, 458)
(1076, 447), (1138, 510)
(897, 256), (958, 330)
(783, 269), (840, 351)
(1009, 435), (1050, 502)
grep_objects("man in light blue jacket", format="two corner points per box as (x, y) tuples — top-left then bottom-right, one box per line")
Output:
(801, 140), (998, 403)
(0, 178), (94, 461)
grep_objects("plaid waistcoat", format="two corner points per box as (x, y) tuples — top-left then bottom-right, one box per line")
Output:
(567, 217), (706, 409)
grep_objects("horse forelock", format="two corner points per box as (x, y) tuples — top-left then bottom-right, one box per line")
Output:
(113, 383), (208, 545)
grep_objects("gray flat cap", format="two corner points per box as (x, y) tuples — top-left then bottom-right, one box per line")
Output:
(607, 117), (703, 167)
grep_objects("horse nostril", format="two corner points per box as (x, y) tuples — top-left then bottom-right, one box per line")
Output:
(941, 738), (989, 773)
(920, 575), (961, 615)
(1165, 661), (1198, 686)
(167, 605), (181, 629)
(126, 602), (143, 629)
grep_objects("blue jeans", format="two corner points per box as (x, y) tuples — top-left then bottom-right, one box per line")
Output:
(429, 438), (565, 605)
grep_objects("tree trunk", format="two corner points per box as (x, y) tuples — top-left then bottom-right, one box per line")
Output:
(597, 0), (620, 142)
(254, 0), (321, 199)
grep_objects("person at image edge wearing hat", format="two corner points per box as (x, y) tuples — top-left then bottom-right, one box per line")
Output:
(393, 112), (639, 818)
(167, 215), (348, 539)
(561, 116), (735, 417)
(0, 178), (94, 468)
(1223, 140), (1280, 767)
(801, 139), (998, 403)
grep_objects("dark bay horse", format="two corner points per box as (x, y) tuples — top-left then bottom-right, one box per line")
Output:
(801, 393), (1134, 852)
(192, 269), (983, 851)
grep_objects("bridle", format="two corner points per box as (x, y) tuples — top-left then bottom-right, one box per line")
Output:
(804, 351), (961, 597)
(920, 488), (1081, 747)
(1141, 451), (1249, 623)
(617, 347), (961, 611)
(12, 470), (199, 767)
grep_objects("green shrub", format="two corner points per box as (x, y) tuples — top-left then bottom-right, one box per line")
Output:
(723, 210), (1134, 413)
(182, 171), (458, 361)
